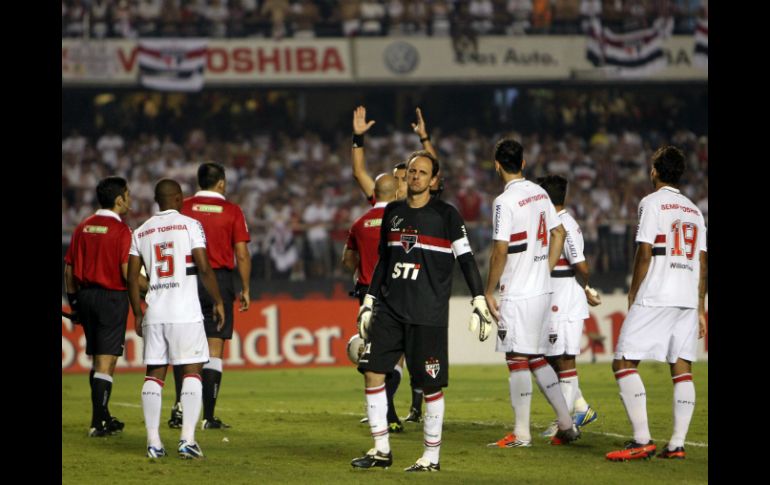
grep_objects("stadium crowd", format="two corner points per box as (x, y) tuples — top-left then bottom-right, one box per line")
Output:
(62, 0), (707, 39)
(62, 88), (707, 283)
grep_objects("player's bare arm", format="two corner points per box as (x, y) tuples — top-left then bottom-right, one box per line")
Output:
(698, 250), (707, 338)
(192, 247), (226, 331)
(484, 240), (509, 322)
(574, 260), (601, 306)
(548, 224), (566, 272)
(121, 262), (148, 294)
(411, 107), (437, 158)
(64, 263), (80, 322)
(341, 246), (360, 273)
(352, 105), (376, 199)
(127, 254), (145, 338)
(627, 243), (653, 309)
(234, 241), (251, 312)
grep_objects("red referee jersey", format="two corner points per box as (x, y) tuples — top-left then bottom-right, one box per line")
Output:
(345, 202), (388, 285)
(64, 209), (132, 290)
(182, 191), (250, 269)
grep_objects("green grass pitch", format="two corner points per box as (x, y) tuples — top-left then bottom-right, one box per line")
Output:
(62, 362), (707, 484)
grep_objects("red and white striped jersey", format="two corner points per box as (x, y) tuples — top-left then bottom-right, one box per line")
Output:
(549, 210), (589, 321)
(492, 179), (561, 301)
(635, 186), (707, 308)
(129, 210), (207, 324)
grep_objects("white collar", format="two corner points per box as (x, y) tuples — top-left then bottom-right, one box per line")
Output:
(504, 178), (526, 191)
(156, 209), (180, 216)
(659, 186), (681, 194)
(195, 190), (225, 200)
(94, 209), (122, 222)
(373, 201), (389, 208)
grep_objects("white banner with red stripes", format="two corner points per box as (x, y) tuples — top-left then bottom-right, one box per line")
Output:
(137, 38), (207, 92)
(586, 17), (674, 77)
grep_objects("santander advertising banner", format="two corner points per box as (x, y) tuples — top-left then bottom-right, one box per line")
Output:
(62, 295), (707, 373)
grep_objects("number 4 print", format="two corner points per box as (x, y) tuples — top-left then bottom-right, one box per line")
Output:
(671, 220), (698, 260)
(154, 241), (175, 278)
(536, 212), (548, 247)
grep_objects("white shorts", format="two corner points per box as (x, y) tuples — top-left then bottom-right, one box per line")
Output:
(614, 304), (698, 364)
(495, 293), (551, 355)
(143, 321), (210, 366)
(544, 318), (584, 357)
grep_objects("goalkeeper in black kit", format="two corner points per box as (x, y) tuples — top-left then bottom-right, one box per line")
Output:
(350, 150), (493, 472)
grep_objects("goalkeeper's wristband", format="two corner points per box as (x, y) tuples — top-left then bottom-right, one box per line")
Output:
(352, 133), (365, 148)
(419, 135), (431, 143)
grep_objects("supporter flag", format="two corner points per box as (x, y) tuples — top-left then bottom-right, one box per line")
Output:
(137, 39), (207, 92)
(586, 17), (674, 77)
(693, 18), (708, 70)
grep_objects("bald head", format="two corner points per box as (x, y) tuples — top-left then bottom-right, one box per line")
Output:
(374, 173), (398, 202)
(154, 178), (183, 211)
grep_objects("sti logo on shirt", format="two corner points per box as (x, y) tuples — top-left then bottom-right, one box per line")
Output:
(392, 262), (421, 280)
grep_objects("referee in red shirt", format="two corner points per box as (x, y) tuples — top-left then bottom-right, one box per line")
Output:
(168, 163), (251, 430)
(343, 174), (405, 431)
(64, 176), (146, 437)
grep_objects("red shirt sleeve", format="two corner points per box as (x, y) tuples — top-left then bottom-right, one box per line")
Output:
(119, 225), (132, 264)
(232, 205), (251, 243)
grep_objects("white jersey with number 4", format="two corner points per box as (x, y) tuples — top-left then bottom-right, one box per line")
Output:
(549, 210), (589, 321)
(635, 186), (707, 308)
(129, 209), (207, 324)
(493, 178), (561, 301)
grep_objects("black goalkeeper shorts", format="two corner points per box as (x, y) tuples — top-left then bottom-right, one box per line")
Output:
(357, 306), (448, 388)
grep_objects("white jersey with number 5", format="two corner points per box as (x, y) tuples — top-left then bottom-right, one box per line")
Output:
(635, 186), (707, 308)
(493, 179), (561, 301)
(129, 209), (207, 324)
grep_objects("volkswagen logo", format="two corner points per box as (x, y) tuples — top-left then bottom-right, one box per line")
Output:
(383, 42), (419, 74)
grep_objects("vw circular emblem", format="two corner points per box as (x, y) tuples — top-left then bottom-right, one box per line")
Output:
(383, 42), (419, 75)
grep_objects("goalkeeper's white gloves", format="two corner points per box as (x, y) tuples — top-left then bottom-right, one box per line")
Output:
(469, 295), (493, 342)
(357, 295), (375, 339)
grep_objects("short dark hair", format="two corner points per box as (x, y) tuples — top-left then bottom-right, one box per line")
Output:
(96, 176), (128, 209)
(494, 139), (524, 174)
(652, 146), (685, 185)
(536, 174), (568, 206)
(406, 150), (440, 177)
(197, 162), (226, 190)
(393, 162), (407, 171)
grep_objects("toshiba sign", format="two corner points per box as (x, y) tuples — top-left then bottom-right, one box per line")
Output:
(61, 39), (352, 84)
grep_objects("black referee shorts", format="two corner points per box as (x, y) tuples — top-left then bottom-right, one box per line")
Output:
(198, 268), (236, 339)
(357, 307), (449, 388)
(78, 287), (129, 357)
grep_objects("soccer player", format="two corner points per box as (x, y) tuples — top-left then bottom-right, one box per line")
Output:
(64, 176), (145, 437)
(605, 146), (707, 461)
(127, 179), (225, 459)
(342, 173), (404, 431)
(351, 105), (438, 424)
(350, 151), (494, 472)
(535, 175), (602, 439)
(167, 162), (251, 430)
(484, 139), (581, 449)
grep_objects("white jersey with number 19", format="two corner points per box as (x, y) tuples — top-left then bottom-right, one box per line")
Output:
(492, 178), (561, 301)
(634, 186), (707, 309)
(129, 209), (207, 324)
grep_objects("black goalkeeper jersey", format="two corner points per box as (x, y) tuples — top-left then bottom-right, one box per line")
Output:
(369, 198), (474, 327)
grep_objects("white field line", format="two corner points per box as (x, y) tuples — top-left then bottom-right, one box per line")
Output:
(111, 402), (708, 448)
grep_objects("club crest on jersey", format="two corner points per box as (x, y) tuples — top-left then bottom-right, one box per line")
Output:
(401, 233), (418, 253)
(498, 329), (507, 341)
(425, 357), (440, 378)
(549, 333), (558, 345)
